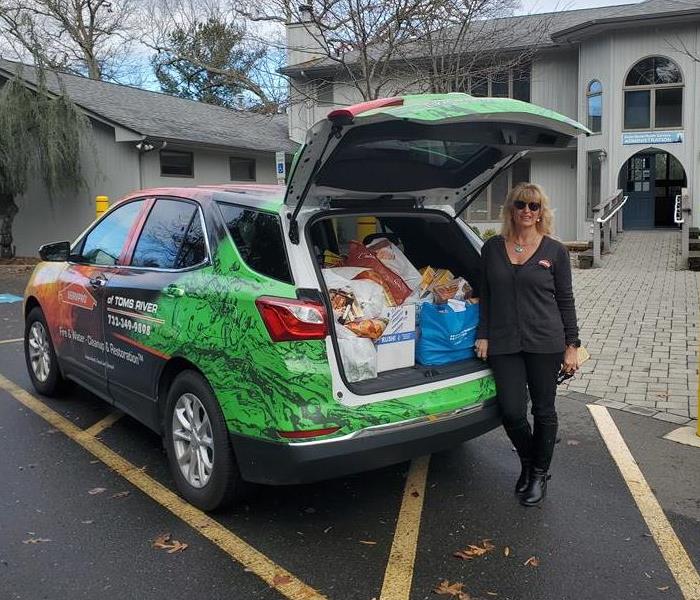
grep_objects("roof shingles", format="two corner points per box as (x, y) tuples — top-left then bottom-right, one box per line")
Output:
(0, 59), (296, 154)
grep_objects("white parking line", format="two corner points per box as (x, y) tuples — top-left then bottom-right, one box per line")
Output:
(589, 404), (700, 599)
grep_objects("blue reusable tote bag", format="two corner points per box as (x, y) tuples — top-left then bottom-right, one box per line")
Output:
(415, 302), (479, 366)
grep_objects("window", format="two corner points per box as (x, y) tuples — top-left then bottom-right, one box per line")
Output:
(466, 158), (531, 222)
(586, 152), (602, 220)
(79, 200), (144, 266)
(218, 204), (293, 283)
(131, 199), (206, 269)
(160, 150), (194, 177)
(623, 57), (683, 130)
(229, 157), (256, 181)
(587, 80), (602, 133)
(466, 66), (531, 101)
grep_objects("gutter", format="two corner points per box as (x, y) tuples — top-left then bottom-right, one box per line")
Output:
(551, 8), (700, 43)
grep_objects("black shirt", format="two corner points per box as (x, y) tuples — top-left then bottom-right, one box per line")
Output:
(477, 235), (579, 355)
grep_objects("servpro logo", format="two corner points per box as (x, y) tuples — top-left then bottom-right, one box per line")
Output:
(58, 283), (97, 311)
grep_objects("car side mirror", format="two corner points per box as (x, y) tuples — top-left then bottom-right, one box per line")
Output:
(38, 241), (71, 262)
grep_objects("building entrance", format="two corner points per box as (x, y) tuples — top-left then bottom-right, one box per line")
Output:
(620, 151), (687, 229)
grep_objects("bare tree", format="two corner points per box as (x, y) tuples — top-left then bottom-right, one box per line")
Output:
(240, 0), (550, 103)
(142, 0), (286, 113)
(0, 0), (140, 82)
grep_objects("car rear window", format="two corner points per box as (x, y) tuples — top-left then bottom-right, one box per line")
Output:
(218, 203), (293, 284)
(131, 199), (206, 269)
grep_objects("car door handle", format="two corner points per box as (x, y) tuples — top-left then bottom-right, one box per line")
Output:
(89, 275), (107, 288)
(163, 284), (185, 298)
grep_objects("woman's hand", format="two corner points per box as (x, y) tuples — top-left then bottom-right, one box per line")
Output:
(475, 338), (488, 360)
(563, 345), (580, 373)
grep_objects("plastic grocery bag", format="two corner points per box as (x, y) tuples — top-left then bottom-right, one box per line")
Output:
(415, 301), (479, 366)
(336, 324), (377, 382)
(322, 267), (386, 319)
(367, 238), (422, 291)
(344, 241), (412, 306)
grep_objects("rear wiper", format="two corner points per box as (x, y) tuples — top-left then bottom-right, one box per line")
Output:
(454, 150), (530, 218)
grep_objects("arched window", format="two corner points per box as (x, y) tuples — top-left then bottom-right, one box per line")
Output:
(624, 57), (683, 130)
(587, 80), (602, 133)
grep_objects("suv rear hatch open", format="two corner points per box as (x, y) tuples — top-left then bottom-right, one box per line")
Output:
(285, 93), (590, 241)
(285, 94), (589, 396)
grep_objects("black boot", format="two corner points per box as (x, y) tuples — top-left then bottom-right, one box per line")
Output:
(503, 422), (532, 496)
(520, 469), (549, 506)
(519, 420), (557, 507)
(515, 458), (531, 495)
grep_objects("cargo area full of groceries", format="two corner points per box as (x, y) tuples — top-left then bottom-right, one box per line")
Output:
(309, 212), (486, 393)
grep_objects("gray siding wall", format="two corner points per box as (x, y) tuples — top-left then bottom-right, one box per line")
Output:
(12, 120), (139, 257)
(140, 146), (278, 188)
(531, 49), (579, 119)
(12, 123), (280, 256)
(530, 151), (578, 241)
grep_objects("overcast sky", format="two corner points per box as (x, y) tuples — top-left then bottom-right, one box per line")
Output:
(518, 0), (642, 13)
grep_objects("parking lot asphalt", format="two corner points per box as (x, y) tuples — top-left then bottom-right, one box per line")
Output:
(1, 271), (699, 600)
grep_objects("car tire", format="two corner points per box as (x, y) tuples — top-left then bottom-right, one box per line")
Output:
(24, 306), (65, 397)
(164, 370), (242, 511)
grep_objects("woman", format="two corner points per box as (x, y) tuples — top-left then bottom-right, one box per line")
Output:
(475, 182), (580, 507)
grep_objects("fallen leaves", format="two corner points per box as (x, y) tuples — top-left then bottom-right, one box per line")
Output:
(22, 538), (51, 544)
(566, 439), (581, 446)
(87, 487), (106, 495)
(151, 533), (188, 554)
(523, 556), (540, 568)
(453, 540), (495, 560)
(434, 579), (470, 599)
(657, 586), (669, 592)
(359, 540), (377, 545)
(111, 491), (130, 499)
(272, 574), (292, 586)
(503, 546), (510, 557)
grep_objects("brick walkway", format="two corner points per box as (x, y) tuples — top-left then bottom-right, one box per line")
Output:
(562, 230), (699, 425)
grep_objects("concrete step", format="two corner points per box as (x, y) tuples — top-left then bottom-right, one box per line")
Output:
(690, 240), (700, 252)
(690, 227), (699, 240)
(578, 249), (594, 269)
(689, 251), (700, 271)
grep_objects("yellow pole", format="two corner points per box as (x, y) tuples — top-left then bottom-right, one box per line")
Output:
(96, 195), (109, 219)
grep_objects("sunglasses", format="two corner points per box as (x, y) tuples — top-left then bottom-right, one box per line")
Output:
(513, 200), (541, 211)
(556, 370), (574, 385)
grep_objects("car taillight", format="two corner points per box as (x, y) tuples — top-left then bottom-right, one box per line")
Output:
(255, 296), (328, 342)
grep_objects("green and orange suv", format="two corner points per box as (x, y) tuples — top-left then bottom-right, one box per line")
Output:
(24, 94), (589, 510)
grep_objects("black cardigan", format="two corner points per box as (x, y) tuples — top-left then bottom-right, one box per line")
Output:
(477, 235), (579, 355)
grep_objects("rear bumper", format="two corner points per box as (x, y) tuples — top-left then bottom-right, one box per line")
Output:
(231, 400), (501, 485)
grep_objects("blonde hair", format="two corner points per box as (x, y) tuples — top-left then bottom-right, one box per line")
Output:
(500, 182), (554, 239)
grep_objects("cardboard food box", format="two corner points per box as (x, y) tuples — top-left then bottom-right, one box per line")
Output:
(375, 304), (416, 372)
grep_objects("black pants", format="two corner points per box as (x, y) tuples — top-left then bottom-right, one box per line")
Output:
(488, 351), (563, 471)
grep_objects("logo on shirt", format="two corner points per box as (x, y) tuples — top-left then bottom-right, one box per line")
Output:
(538, 259), (552, 269)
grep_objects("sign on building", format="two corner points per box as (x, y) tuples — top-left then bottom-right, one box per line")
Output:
(622, 132), (683, 145)
(276, 151), (286, 184)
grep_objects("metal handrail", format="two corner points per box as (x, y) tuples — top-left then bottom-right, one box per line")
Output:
(674, 194), (684, 224)
(596, 196), (628, 224)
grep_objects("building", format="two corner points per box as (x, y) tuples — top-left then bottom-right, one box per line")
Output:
(282, 0), (700, 241)
(0, 59), (297, 256)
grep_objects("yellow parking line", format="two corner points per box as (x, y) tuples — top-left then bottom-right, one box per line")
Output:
(0, 373), (325, 600)
(589, 404), (700, 599)
(85, 410), (124, 437)
(0, 337), (22, 344)
(379, 455), (431, 600)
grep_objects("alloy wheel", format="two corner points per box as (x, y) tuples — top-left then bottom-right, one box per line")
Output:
(172, 392), (215, 488)
(28, 321), (51, 383)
